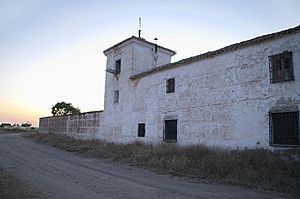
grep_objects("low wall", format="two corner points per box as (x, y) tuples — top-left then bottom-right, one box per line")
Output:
(39, 111), (103, 139)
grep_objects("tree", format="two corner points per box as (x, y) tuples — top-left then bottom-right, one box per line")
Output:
(21, 122), (32, 128)
(51, 102), (80, 116)
(0, 123), (12, 128)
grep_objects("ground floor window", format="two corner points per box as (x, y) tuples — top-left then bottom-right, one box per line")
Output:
(269, 111), (299, 146)
(164, 119), (177, 142)
(138, 123), (145, 137)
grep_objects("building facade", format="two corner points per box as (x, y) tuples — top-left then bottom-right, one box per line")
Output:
(40, 25), (300, 149)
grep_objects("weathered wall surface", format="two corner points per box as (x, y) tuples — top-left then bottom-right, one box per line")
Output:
(102, 31), (300, 149)
(102, 40), (175, 143)
(39, 28), (300, 149)
(39, 111), (103, 139)
(127, 32), (300, 148)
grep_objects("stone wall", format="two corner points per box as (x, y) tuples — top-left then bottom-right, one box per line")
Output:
(39, 111), (103, 139)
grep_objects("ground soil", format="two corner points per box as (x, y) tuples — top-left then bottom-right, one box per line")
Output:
(0, 133), (294, 199)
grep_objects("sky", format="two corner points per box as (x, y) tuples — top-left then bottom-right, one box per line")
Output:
(0, 0), (299, 127)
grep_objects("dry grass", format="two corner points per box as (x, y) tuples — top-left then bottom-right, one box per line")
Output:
(25, 133), (300, 197)
(0, 168), (36, 199)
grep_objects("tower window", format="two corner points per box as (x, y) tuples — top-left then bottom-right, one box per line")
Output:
(269, 111), (299, 147)
(114, 90), (119, 104)
(138, 123), (145, 137)
(166, 78), (175, 93)
(269, 51), (294, 83)
(115, 59), (121, 74)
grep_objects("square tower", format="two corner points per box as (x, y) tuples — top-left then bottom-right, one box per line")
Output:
(102, 36), (175, 143)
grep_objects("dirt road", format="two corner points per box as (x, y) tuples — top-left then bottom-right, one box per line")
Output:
(0, 133), (291, 199)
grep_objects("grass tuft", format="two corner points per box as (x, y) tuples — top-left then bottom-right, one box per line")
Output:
(25, 133), (300, 196)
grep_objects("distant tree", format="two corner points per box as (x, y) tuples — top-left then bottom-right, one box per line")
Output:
(21, 122), (32, 128)
(51, 101), (80, 116)
(12, 123), (19, 128)
(0, 123), (12, 128)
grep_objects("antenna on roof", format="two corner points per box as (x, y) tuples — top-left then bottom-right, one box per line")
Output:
(138, 17), (142, 38)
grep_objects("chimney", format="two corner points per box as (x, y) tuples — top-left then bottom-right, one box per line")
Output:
(154, 38), (158, 53)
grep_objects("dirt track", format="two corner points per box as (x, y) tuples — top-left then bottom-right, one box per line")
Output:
(0, 133), (291, 199)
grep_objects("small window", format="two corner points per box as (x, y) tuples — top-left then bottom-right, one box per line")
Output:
(115, 59), (121, 74)
(164, 119), (177, 142)
(138, 123), (145, 137)
(269, 51), (294, 83)
(166, 78), (175, 93)
(114, 90), (119, 104)
(269, 111), (299, 147)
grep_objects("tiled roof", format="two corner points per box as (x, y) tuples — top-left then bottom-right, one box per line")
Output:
(103, 36), (176, 55)
(130, 25), (300, 80)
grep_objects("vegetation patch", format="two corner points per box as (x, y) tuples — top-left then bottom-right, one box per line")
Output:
(0, 127), (38, 134)
(0, 168), (37, 199)
(25, 133), (300, 197)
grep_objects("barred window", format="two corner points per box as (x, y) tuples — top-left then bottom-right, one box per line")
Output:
(138, 123), (145, 137)
(269, 51), (294, 83)
(164, 119), (177, 142)
(166, 78), (175, 93)
(269, 111), (299, 147)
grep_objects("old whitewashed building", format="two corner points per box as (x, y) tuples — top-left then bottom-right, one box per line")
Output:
(40, 25), (300, 149)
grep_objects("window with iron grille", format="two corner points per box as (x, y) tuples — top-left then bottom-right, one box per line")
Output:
(114, 90), (119, 104)
(166, 78), (175, 93)
(269, 51), (294, 83)
(138, 123), (145, 137)
(269, 111), (299, 147)
(115, 59), (121, 74)
(164, 119), (177, 142)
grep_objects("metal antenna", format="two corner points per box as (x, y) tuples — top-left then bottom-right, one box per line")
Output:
(138, 17), (141, 38)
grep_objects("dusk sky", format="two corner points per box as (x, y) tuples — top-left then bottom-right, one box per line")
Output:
(0, 0), (299, 127)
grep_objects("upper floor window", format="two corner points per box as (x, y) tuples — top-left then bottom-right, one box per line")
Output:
(114, 90), (119, 104)
(269, 51), (294, 83)
(269, 111), (299, 147)
(166, 78), (175, 93)
(115, 59), (121, 74)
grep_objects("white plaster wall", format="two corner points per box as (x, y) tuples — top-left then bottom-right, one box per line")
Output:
(132, 43), (173, 74)
(102, 40), (174, 143)
(100, 32), (299, 149)
(39, 32), (299, 149)
(128, 32), (300, 149)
